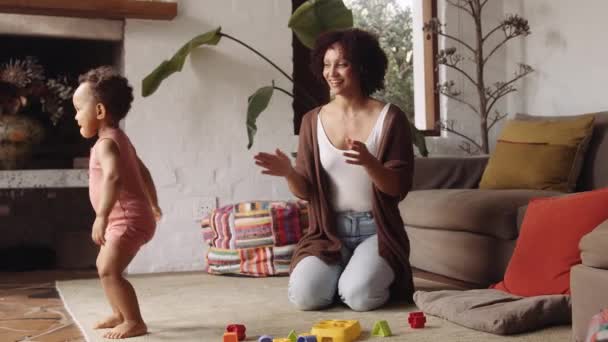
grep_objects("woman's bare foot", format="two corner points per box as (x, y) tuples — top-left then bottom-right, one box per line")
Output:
(93, 314), (123, 329)
(103, 320), (147, 339)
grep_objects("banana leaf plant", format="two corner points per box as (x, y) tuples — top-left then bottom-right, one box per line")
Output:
(142, 0), (428, 156)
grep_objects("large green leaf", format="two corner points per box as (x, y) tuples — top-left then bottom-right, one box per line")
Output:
(246, 85), (274, 149)
(142, 27), (223, 97)
(409, 121), (429, 157)
(288, 0), (354, 49)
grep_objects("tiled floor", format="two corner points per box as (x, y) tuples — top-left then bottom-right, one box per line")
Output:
(0, 268), (472, 342)
(0, 270), (96, 342)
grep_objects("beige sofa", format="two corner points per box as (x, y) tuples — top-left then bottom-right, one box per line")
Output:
(399, 112), (608, 341)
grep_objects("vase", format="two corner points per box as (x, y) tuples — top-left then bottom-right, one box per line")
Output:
(0, 115), (45, 170)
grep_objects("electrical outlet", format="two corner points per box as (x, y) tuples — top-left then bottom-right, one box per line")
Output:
(192, 196), (217, 220)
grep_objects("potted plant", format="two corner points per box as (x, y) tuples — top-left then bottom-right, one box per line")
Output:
(0, 57), (74, 169)
(142, 0), (428, 155)
(424, 0), (533, 154)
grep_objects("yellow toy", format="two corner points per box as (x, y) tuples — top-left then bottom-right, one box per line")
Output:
(273, 339), (292, 342)
(310, 320), (361, 342)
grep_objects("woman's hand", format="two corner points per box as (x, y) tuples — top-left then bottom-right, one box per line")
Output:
(343, 138), (379, 168)
(254, 149), (295, 177)
(92, 215), (108, 246)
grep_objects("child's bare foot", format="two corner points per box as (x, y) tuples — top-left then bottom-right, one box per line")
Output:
(93, 314), (123, 329)
(103, 320), (147, 339)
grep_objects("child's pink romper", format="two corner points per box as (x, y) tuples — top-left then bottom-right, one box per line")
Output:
(89, 127), (156, 253)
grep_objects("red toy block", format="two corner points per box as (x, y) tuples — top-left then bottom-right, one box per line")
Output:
(408, 311), (427, 328)
(223, 332), (239, 342)
(226, 324), (247, 341)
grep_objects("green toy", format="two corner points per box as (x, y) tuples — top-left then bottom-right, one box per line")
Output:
(372, 320), (392, 337)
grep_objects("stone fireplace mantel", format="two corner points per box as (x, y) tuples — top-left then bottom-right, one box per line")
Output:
(0, 169), (88, 189)
(0, 12), (123, 41)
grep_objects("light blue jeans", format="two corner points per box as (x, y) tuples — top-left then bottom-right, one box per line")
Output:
(288, 211), (395, 311)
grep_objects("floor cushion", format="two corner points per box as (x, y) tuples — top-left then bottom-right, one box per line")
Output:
(201, 200), (308, 276)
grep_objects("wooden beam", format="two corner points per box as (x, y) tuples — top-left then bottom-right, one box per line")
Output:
(0, 0), (177, 20)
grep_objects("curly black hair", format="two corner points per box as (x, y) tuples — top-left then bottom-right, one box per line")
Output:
(310, 28), (388, 97)
(78, 66), (134, 123)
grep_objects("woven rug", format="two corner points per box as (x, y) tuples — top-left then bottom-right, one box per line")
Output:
(56, 272), (571, 341)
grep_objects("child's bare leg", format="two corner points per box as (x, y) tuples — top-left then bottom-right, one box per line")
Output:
(94, 249), (124, 329)
(96, 240), (147, 339)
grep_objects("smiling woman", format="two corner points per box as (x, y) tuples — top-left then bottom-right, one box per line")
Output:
(255, 28), (417, 312)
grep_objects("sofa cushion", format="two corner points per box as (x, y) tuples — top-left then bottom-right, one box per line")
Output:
(413, 289), (571, 335)
(516, 111), (608, 191)
(480, 141), (579, 192)
(413, 156), (488, 190)
(400, 189), (559, 240)
(406, 226), (515, 285)
(580, 219), (608, 269)
(480, 115), (595, 192)
(492, 188), (608, 296)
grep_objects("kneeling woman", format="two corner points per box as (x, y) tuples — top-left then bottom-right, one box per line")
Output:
(254, 28), (415, 311)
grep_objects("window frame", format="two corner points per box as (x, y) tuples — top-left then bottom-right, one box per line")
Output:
(420, 0), (440, 135)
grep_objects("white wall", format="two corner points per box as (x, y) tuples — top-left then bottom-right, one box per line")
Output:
(123, 0), (296, 273)
(504, 0), (608, 116)
(427, 0), (608, 155)
(122, 0), (608, 272)
(423, 0), (508, 155)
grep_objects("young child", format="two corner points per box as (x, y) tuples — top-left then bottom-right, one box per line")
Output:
(73, 66), (161, 339)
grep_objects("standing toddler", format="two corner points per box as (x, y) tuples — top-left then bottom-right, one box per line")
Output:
(73, 66), (161, 339)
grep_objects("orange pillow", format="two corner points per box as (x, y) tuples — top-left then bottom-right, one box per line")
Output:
(492, 188), (608, 296)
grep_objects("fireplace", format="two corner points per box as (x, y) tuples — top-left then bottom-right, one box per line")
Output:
(0, 13), (123, 271)
(0, 16), (123, 170)
(0, 187), (96, 271)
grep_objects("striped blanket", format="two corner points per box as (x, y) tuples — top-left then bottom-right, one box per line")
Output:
(201, 201), (308, 277)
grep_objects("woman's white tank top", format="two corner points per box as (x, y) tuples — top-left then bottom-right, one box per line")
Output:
(317, 103), (390, 212)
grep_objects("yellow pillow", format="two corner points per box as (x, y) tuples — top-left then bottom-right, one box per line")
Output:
(479, 115), (595, 192)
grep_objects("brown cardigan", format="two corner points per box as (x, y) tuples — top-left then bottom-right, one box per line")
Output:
(290, 104), (415, 301)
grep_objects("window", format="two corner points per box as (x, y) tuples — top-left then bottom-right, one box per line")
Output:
(291, 0), (438, 134)
(413, 0), (439, 133)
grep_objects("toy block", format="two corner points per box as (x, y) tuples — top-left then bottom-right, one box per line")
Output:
(258, 336), (273, 342)
(310, 319), (361, 342)
(223, 332), (239, 342)
(297, 335), (317, 342)
(273, 339), (292, 342)
(226, 324), (247, 341)
(287, 330), (298, 342)
(371, 320), (392, 337)
(408, 311), (427, 329)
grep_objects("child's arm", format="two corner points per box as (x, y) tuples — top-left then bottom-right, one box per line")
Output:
(137, 157), (161, 221)
(92, 139), (121, 246)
